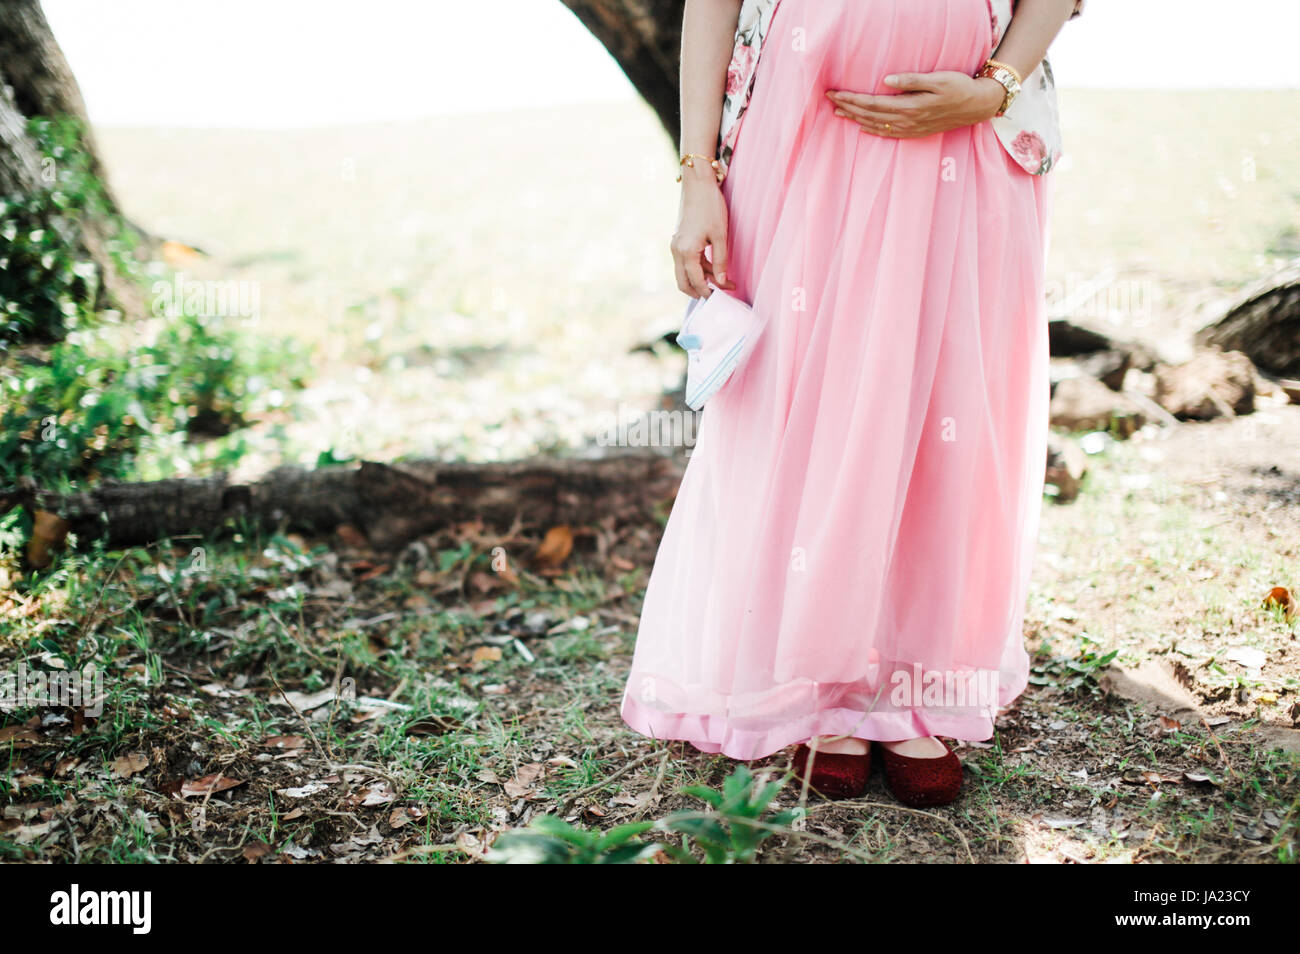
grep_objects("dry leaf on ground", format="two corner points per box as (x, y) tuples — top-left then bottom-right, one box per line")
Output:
(181, 774), (245, 798)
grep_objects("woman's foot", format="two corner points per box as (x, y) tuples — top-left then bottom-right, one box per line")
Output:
(809, 734), (870, 755)
(876, 737), (963, 807)
(878, 736), (949, 758)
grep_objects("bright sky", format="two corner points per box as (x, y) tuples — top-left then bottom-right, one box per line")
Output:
(44, 0), (1300, 129)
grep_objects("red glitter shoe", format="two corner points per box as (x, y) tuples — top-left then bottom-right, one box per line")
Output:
(790, 740), (871, 799)
(876, 738), (963, 807)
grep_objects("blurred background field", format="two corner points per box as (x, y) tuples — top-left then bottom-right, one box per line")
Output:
(92, 89), (1300, 478)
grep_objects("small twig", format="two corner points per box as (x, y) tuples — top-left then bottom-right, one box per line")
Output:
(189, 769), (233, 857)
(271, 674), (330, 763)
(327, 762), (407, 797)
(804, 796), (975, 863)
(559, 751), (664, 811)
(193, 813), (256, 864)
(632, 748), (672, 822)
(156, 555), (193, 634)
(380, 843), (463, 863)
(327, 654), (347, 725)
(387, 677), (408, 703)
(73, 549), (130, 643)
(1121, 387), (1183, 429)
(267, 606), (332, 668)
(1200, 717), (1239, 780)
(63, 813), (81, 863)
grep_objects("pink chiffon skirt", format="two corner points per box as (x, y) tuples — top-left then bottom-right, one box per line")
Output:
(621, 0), (1053, 761)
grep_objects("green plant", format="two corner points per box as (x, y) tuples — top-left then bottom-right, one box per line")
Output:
(1029, 633), (1118, 694)
(147, 309), (308, 439)
(659, 764), (797, 864)
(0, 312), (307, 487)
(1, 327), (162, 485)
(486, 765), (800, 865)
(487, 816), (660, 864)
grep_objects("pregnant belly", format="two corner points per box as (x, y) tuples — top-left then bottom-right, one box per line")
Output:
(773, 0), (995, 95)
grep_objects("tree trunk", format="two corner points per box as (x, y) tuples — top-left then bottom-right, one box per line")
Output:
(1196, 257), (1300, 377)
(2, 452), (688, 552)
(0, 77), (44, 197)
(557, 0), (686, 146)
(0, 0), (142, 321)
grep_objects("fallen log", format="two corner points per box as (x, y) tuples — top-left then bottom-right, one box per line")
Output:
(0, 452), (688, 552)
(1196, 256), (1300, 377)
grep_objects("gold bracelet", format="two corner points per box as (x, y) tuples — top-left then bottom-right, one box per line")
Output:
(677, 153), (725, 184)
(976, 59), (1024, 117)
(984, 59), (1022, 85)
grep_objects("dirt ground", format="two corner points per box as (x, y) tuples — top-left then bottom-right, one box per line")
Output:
(3, 401), (1298, 863)
(1037, 402), (1300, 750)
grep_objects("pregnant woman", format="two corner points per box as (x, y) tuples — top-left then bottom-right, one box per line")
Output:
(621, 0), (1082, 807)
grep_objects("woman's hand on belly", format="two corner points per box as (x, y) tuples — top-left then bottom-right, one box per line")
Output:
(825, 72), (1006, 139)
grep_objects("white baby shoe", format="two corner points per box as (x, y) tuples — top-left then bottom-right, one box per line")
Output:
(676, 285), (763, 410)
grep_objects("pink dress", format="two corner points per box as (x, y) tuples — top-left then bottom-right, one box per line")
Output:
(620, 0), (1053, 761)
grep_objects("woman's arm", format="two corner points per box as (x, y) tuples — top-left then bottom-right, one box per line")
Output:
(678, 0), (743, 163)
(825, 0), (1078, 140)
(983, 0), (1081, 89)
(671, 0), (742, 298)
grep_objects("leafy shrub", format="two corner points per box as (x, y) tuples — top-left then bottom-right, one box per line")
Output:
(487, 764), (799, 864)
(0, 313), (309, 487)
(1029, 633), (1118, 694)
(0, 116), (138, 347)
(659, 764), (798, 864)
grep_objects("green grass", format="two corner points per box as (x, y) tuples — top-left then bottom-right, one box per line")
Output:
(86, 91), (1300, 476)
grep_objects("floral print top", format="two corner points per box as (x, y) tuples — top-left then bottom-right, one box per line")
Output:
(716, 0), (1085, 177)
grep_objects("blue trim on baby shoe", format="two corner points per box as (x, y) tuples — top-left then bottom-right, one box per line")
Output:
(686, 338), (746, 408)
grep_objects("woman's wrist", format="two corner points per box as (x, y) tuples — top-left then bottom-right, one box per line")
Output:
(973, 75), (1010, 119)
(677, 152), (725, 187)
(681, 162), (722, 182)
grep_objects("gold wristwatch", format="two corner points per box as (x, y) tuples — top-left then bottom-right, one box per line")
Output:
(976, 59), (1023, 117)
